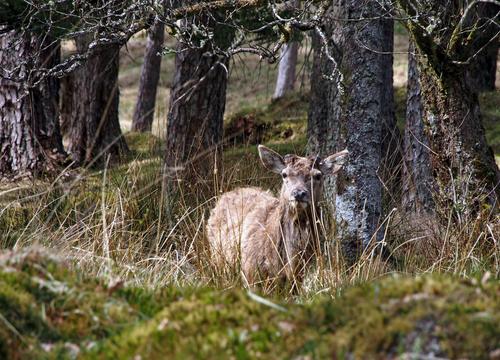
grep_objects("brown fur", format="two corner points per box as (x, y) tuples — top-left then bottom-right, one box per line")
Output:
(206, 146), (348, 288)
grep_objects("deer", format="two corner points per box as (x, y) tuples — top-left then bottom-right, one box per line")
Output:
(206, 145), (349, 289)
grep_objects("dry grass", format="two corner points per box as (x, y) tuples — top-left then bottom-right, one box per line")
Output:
(2, 31), (499, 301)
(2, 136), (498, 300)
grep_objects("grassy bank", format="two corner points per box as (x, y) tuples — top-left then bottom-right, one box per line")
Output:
(1, 248), (498, 359)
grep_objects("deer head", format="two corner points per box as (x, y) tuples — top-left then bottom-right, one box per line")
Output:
(258, 145), (349, 208)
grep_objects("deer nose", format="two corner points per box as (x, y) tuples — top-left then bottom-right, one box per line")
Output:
(292, 189), (308, 202)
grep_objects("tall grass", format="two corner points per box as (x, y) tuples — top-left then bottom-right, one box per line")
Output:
(0, 137), (498, 301)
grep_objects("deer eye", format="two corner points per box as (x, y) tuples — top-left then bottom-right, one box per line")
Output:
(313, 173), (322, 181)
(281, 172), (288, 179)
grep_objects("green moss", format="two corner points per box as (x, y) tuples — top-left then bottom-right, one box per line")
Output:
(321, 275), (500, 357)
(89, 289), (323, 359)
(85, 274), (499, 359)
(124, 132), (162, 158)
(224, 92), (309, 145)
(0, 248), (171, 359)
(1, 249), (498, 359)
(480, 91), (500, 155)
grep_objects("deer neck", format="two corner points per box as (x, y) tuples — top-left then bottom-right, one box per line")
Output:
(276, 198), (315, 253)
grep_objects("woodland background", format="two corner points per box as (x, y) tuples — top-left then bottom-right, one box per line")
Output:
(0, 1), (499, 358)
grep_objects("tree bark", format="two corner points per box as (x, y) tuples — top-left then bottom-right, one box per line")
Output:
(414, 48), (499, 211)
(379, 19), (401, 205)
(67, 36), (128, 167)
(308, 1), (394, 259)
(59, 72), (74, 137)
(465, 2), (498, 92)
(272, 41), (298, 100)
(466, 42), (497, 92)
(396, 0), (500, 214)
(307, 30), (333, 156)
(402, 42), (435, 213)
(165, 41), (229, 180)
(0, 31), (65, 179)
(132, 20), (165, 132)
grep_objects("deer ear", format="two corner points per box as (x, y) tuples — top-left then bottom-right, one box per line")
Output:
(258, 145), (285, 174)
(319, 149), (349, 175)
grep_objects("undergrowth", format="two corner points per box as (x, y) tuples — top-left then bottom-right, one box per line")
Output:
(0, 89), (499, 358)
(1, 90), (499, 292)
(1, 247), (498, 359)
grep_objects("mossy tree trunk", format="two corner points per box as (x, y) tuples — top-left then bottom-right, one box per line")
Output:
(132, 19), (165, 132)
(67, 36), (128, 167)
(413, 50), (499, 211)
(402, 42), (434, 213)
(308, 1), (395, 259)
(397, 0), (500, 213)
(0, 31), (66, 179)
(466, 42), (497, 92)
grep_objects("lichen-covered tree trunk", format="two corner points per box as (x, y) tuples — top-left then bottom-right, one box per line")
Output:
(273, 41), (298, 100)
(415, 51), (499, 211)
(67, 37), (128, 167)
(164, 42), (229, 180)
(132, 20), (165, 132)
(402, 42), (434, 213)
(0, 31), (65, 179)
(307, 1), (394, 259)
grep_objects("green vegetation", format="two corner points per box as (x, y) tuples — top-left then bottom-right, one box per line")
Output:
(481, 91), (500, 158)
(1, 248), (498, 359)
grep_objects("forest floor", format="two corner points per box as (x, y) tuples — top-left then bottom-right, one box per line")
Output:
(1, 30), (500, 358)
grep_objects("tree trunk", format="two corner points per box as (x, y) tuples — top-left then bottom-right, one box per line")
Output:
(60, 72), (74, 137)
(466, 42), (497, 92)
(307, 30), (333, 156)
(414, 47), (499, 212)
(465, 2), (498, 92)
(272, 0), (299, 101)
(132, 20), (165, 132)
(0, 31), (65, 179)
(308, 1), (394, 259)
(402, 42), (435, 213)
(395, 0), (500, 214)
(164, 42), (229, 181)
(67, 36), (128, 167)
(272, 41), (298, 100)
(380, 19), (401, 205)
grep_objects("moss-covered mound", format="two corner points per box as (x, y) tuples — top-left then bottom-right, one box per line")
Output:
(1, 248), (498, 359)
